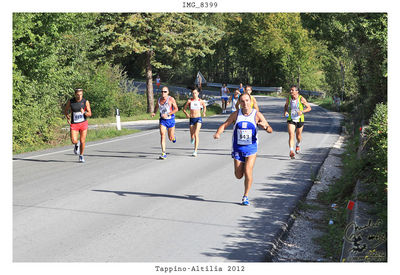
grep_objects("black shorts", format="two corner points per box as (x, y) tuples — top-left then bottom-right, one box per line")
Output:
(287, 120), (304, 129)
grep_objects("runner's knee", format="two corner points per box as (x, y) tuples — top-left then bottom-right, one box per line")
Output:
(235, 170), (244, 179)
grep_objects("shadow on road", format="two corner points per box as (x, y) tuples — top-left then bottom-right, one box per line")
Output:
(200, 142), (339, 261)
(92, 189), (240, 206)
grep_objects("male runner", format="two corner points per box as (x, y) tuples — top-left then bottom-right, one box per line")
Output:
(235, 85), (259, 112)
(182, 88), (207, 157)
(151, 86), (178, 159)
(214, 93), (273, 206)
(284, 85), (312, 159)
(64, 88), (92, 163)
(220, 83), (230, 114)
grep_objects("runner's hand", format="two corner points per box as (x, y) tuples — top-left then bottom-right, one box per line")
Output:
(213, 133), (220, 139)
(151, 113), (155, 117)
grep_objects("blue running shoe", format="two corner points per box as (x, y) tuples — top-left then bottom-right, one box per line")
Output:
(172, 137), (177, 143)
(159, 152), (167, 159)
(241, 196), (250, 206)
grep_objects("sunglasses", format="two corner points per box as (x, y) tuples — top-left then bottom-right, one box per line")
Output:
(162, 91), (168, 93)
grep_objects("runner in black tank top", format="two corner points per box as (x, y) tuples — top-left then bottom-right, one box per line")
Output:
(64, 88), (92, 163)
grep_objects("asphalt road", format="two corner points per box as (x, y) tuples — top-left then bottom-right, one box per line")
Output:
(13, 96), (342, 262)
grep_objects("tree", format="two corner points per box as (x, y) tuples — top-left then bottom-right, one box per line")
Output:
(104, 13), (224, 112)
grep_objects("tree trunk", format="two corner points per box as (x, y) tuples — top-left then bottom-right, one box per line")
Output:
(146, 50), (154, 113)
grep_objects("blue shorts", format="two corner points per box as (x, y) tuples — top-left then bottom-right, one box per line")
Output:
(160, 117), (175, 129)
(190, 117), (202, 126)
(221, 96), (229, 101)
(231, 150), (257, 162)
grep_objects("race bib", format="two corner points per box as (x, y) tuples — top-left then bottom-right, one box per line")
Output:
(159, 105), (170, 115)
(237, 129), (252, 145)
(291, 110), (300, 122)
(73, 111), (85, 123)
(190, 101), (201, 110)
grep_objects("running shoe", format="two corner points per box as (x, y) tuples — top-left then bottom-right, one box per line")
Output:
(159, 153), (167, 160)
(172, 137), (177, 143)
(74, 141), (80, 155)
(79, 155), (85, 163)
(295, 146), (301, 154)
(290, 151), (295, 159)
(242, 196), (250, 206)
(192, 151), (197, 157)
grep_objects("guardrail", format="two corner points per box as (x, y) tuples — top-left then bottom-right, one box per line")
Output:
(207, 82), (282, 93)
(300, 90), (325, 98)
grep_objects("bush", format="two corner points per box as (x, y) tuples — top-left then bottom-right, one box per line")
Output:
(13, 73), (62, 152)
(116, 92), (147, 116)
(364, 103), (387, 196)
(85, 64), (120, 118)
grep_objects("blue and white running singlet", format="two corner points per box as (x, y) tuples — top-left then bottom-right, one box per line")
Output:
(232, 109), (258, 157)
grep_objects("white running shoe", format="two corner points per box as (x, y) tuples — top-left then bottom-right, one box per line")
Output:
(79, 155), (85, 163)
(192, 151), (197, 157)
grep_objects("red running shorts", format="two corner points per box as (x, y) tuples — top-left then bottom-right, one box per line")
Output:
(70, 120), (88, 132)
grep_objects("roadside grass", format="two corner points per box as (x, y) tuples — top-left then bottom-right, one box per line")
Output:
(312, 207), (348, 261)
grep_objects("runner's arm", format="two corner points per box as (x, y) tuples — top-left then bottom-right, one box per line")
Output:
(151, 100), (159, 117)
(284, 98), (289, 117)
(201, 100), (207, 117)
(83, 100), (92, 118)
(169, 97), (179, 115)
(182, 100), (190, 118)
(256, 112), (273, 133)
(300, 96), (312, 114)
(214, 111), (237, 139)
(64, 100), (71, 124)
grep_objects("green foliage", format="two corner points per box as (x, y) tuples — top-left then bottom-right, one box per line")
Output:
(362, 103), (387, 203)
(103, 13), (225, 112)
(116, 92), (147, 117)
(12, 13), (130, 152)
(85, 64), (121, 118)
(301, 13), (387, 120)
